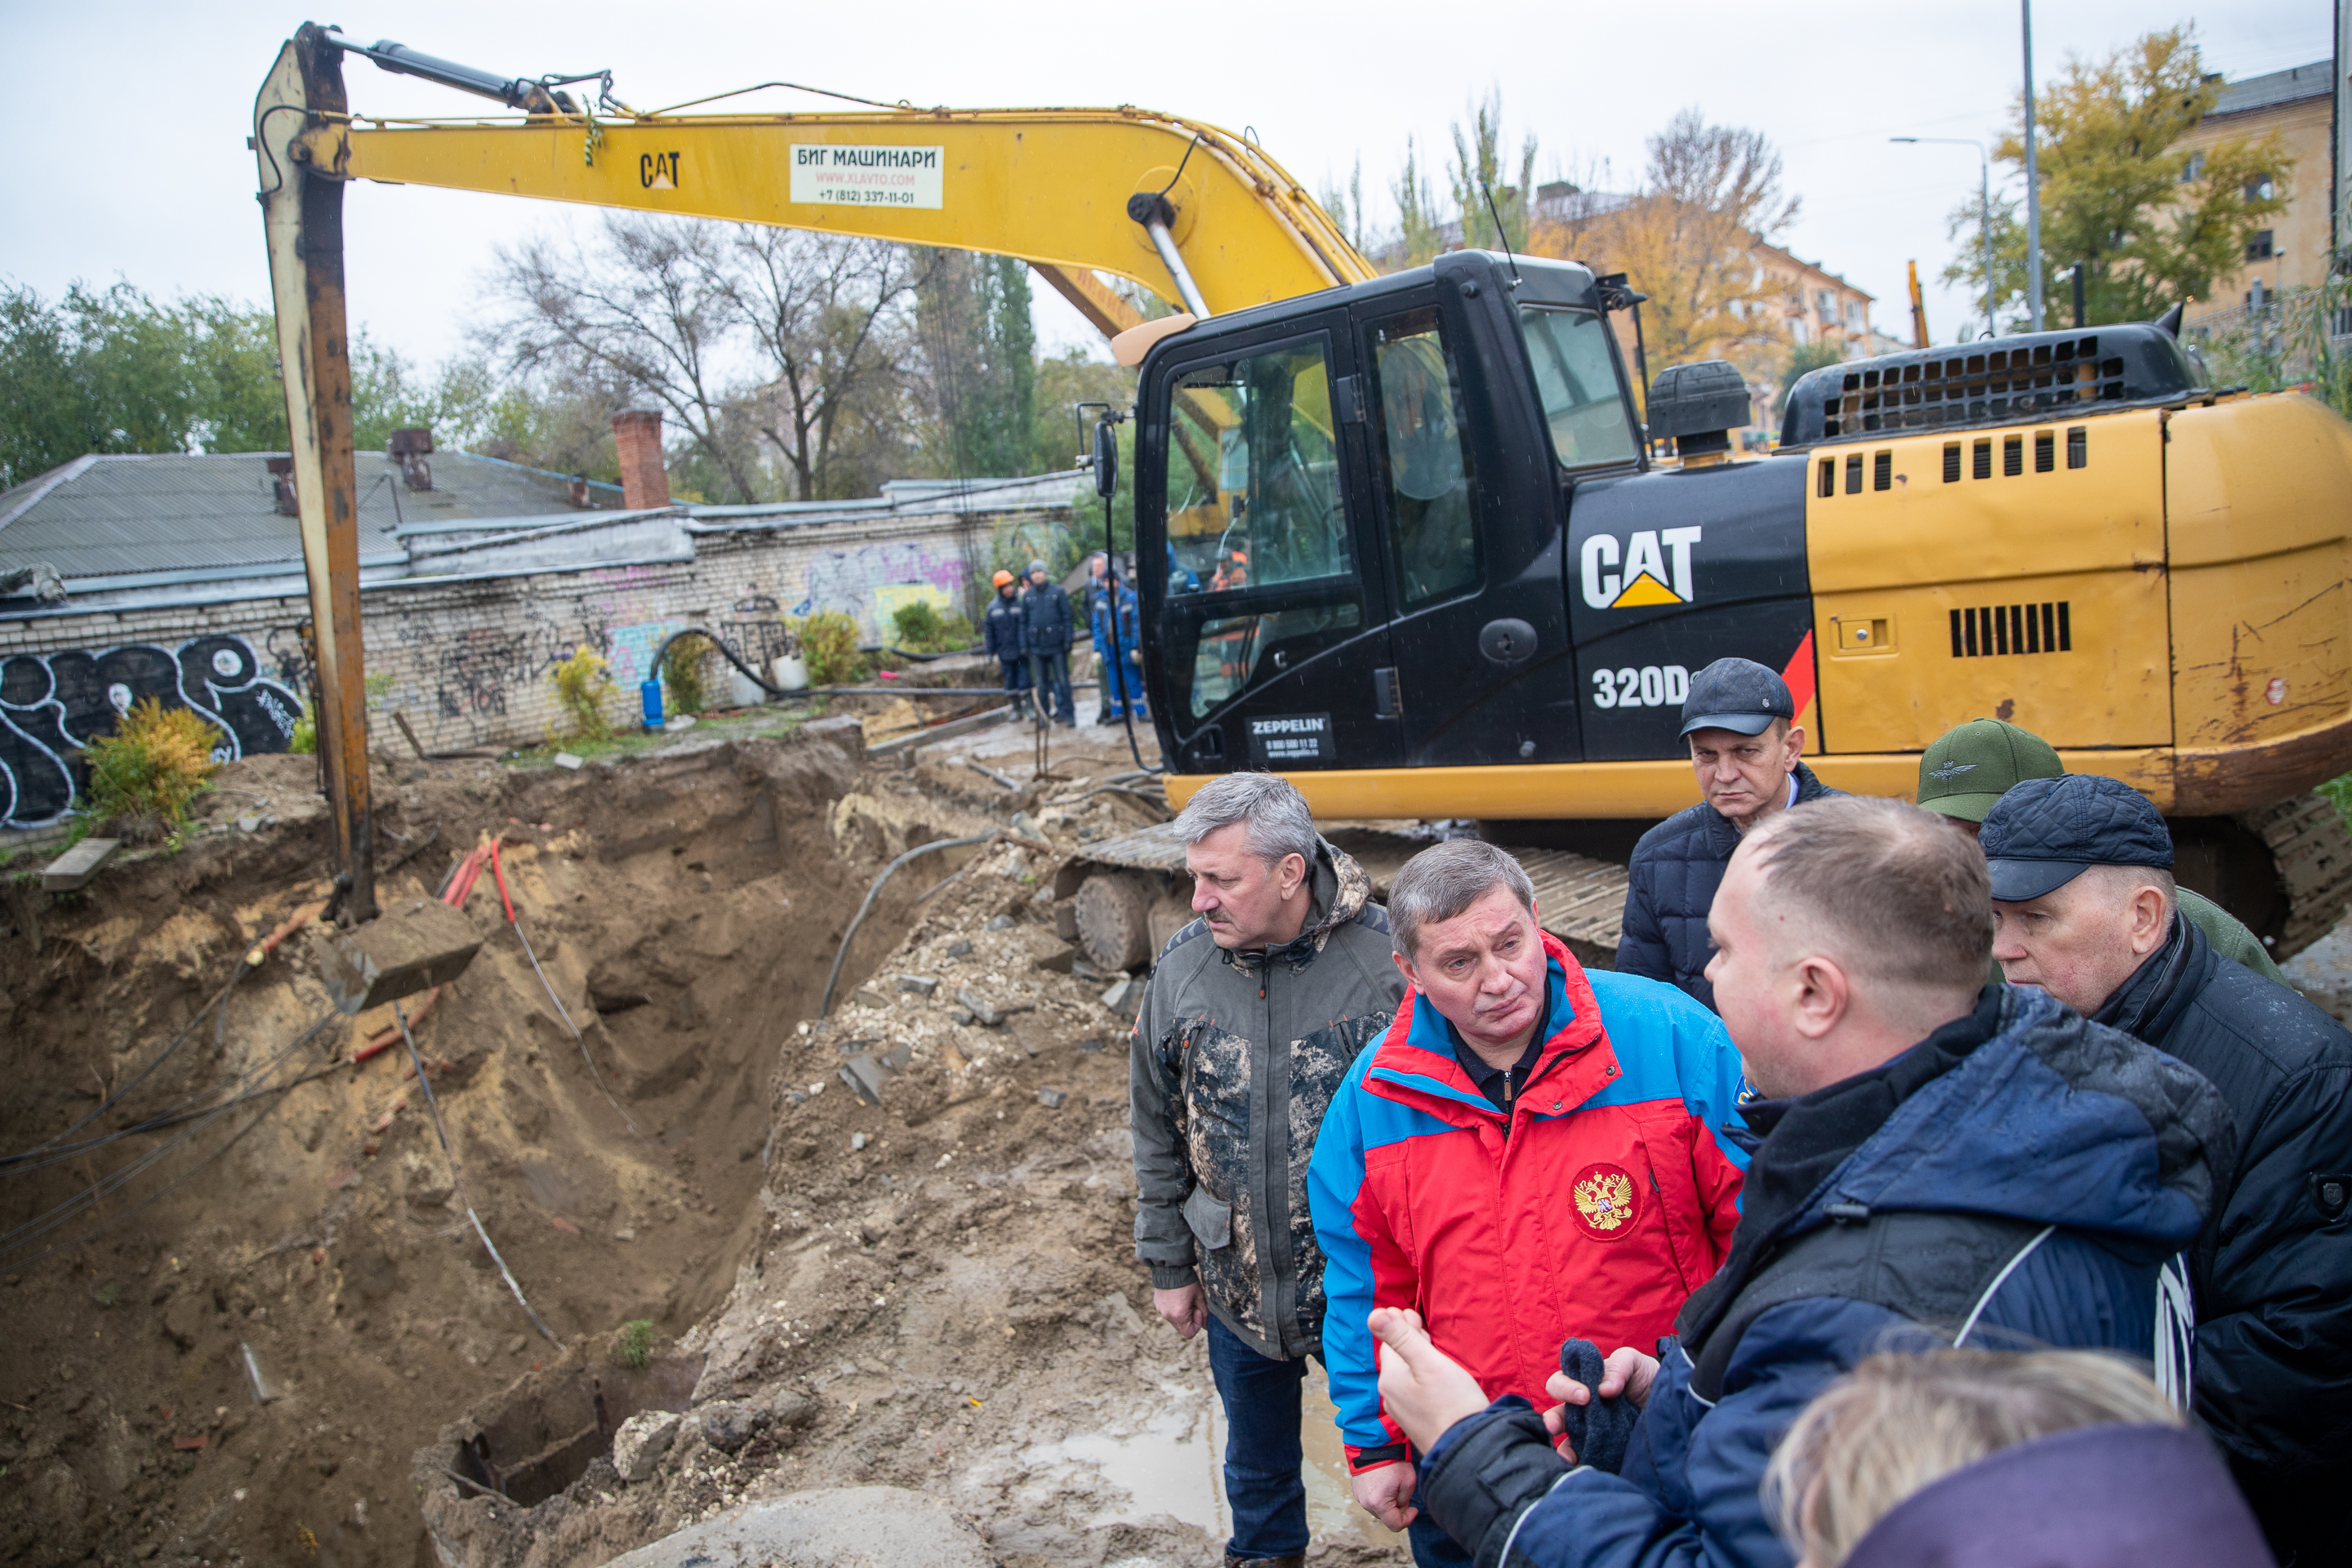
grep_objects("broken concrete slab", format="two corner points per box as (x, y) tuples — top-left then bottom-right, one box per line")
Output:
(611, 1410), (679, 1482)
(956, 987), (1004, 1027)
(598, 1486), (993, 1568)
(1099, 974), (1139, 1013)
(41, 837), (118, 892)
(319, 898), (483, 1016)
(897, 974), (938, 996)
(552, 752), (584, 771)
(839, 1054), (886, 1106)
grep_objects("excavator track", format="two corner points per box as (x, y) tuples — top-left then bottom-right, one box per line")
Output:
(2237, 791), (2352, 964)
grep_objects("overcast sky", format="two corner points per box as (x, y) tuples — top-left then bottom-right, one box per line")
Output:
(1, 1), (2332, 381)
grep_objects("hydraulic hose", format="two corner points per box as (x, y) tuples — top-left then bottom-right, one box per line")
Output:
(817, 833), (996, 1018)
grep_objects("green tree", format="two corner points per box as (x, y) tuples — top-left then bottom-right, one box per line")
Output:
(1943, 27), (2291, 327)
(1392, 138), (1447, 270)
(1449, 89), (1538, 254)
(916, 251), (1039, 480)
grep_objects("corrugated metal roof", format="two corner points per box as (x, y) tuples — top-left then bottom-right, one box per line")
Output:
(2211, 60), (2332, 118)
(0, 451), (604, 581)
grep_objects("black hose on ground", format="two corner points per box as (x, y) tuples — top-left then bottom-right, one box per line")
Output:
(817, 832), (999, 1018)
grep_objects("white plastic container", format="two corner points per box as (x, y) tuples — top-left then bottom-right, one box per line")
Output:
(771, 653), (810, 692)
(727, 666), (767, 708)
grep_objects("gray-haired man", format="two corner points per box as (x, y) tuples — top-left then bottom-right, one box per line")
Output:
(1131, 773), (1405, 1568)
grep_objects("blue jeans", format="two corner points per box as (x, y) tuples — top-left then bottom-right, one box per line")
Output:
(1206, 1315), (1308, 1561)
(1409, 1509), (1474, 1568)
(1027, 650), (1074, 723)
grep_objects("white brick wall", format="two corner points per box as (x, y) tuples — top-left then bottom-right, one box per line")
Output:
(0, 502), (1066, 825)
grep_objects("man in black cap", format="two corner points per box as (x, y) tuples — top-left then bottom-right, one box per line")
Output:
(1984, 773), (2352, 1564)
(1615, 657), (1841, 1009)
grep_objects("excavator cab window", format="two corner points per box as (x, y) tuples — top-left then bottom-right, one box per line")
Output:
(1518, 308), (1641, 470)
(1159, 336), (1367, 723)
(1368, 306), (1481, 608)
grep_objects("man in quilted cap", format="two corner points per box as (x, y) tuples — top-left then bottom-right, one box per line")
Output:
(1984, 773), (2352, 1563)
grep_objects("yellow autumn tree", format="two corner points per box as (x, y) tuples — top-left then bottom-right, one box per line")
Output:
(1527, 109), (1797, 403)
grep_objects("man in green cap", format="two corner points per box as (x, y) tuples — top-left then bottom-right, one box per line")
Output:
(1916, 717), (2286, 983)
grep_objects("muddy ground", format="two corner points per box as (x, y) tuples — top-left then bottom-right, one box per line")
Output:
(0, 705), (1403, 1566)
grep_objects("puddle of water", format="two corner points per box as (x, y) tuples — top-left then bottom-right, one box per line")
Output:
(1303, 1363), (1410, 1550)
(1028, 1365), (1405, 1551)
(1023, 1396), (1227, 1537)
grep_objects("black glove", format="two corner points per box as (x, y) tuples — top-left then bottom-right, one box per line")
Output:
(1555, 1337), (1639, 1475)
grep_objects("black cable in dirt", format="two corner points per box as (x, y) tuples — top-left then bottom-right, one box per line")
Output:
(0, 959), (247, 1170)
(0, 1009), (343, 1262)
(817, 833), (998, 1018)
(1094, 410), (1165, 778)
(488, 839), (639, 1137)
(394, 1000), (563, 1348)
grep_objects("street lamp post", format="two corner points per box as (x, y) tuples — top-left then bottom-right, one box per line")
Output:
(2022, 0), (2045, 331)
(1892, 136), (1998, 339)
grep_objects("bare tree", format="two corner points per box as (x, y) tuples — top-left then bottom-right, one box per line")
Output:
(725, 229), (924, 501)
(1644, 108), (1799, 243)
(486, 216), (763, 502)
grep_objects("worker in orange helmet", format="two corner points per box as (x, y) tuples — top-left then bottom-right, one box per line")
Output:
(983, 568), (1034, 721)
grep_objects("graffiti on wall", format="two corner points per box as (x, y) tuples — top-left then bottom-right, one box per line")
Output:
(792, 541), (973, 639)
(0, 635), (304, 828)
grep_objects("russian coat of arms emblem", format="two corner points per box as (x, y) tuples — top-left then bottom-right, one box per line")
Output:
(1573, 1165), (1637, 1238)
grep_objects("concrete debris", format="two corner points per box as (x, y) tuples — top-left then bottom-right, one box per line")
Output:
(945, 938), (973, 957)
(1038, 1089), (1068, 1110)
(956, 987), (1004, 1027)
(598, 1486), (995, 1568)
(897, 974), (939, 996)
(318, 898), (483, 1015)
(840, 1054), (887, 1106)
(664, 715), (697, 733)
(697, 1400), (761, 1452)
(552, 752), (585, 770)
(850, 1133), (869, 1152)
(40, 836), (118, 892)
(1011, 811), (1044, 840)
(1098, 974), (1139, 1013)
(611, 1410), (680, 1482)
(950, 1006), (976, 1026)
(985, 915), (1013, 932)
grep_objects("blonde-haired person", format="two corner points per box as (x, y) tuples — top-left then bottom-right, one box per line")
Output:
(1765, 1348), (2271, 1568)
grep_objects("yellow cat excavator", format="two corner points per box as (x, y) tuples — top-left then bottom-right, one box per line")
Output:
(258, 22), (2352, 960)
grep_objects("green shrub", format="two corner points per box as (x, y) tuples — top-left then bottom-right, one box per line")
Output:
(793, 611), (868, 686)
(889, 600), (978, 654)
(288, 698), (316, 755)
(549, 644), (615, 741)
(617, 1318), (656, 1370)
(659, 634), (710, 716)
(80, 699), (221, 835)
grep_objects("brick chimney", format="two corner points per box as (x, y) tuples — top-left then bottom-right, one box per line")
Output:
(612, 410), (670, 510)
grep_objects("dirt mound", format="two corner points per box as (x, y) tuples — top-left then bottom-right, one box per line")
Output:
(0, 719), (911, 1566)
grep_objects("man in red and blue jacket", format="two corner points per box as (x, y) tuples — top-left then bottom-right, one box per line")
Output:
(1307, 840), (1748, 1566)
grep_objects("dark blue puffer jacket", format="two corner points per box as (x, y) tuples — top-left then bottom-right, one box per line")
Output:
(1021, 581), (1076, 655)
(1414, 983), (2234, 1568)
(1616, 762), (1840, 1010)
(982, 593), (1027, 661)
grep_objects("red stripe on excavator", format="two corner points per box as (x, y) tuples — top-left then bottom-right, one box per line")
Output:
(1780, 630), (1817, 719)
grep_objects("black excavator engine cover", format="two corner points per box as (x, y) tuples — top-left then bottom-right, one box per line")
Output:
(1779, 318), (2207, 448)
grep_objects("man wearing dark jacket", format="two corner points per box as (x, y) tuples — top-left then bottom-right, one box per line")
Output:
(1021, 559), (1076, 727)
(1617, 657), (1841, 1009)
(1357, 795), (2234, 1568)
(1133, 773), (1406, 1568)
(982, 568), (1033, 721)
(1984, 773), (2352, 1564)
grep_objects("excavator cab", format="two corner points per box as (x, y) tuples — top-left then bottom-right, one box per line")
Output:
(1137, 249), (1753, 781)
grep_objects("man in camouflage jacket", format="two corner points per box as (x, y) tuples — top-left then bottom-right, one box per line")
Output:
(1131, 773), (1406, 1568)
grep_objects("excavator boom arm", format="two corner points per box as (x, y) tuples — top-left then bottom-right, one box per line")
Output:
(289, 108), (1374, 326)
